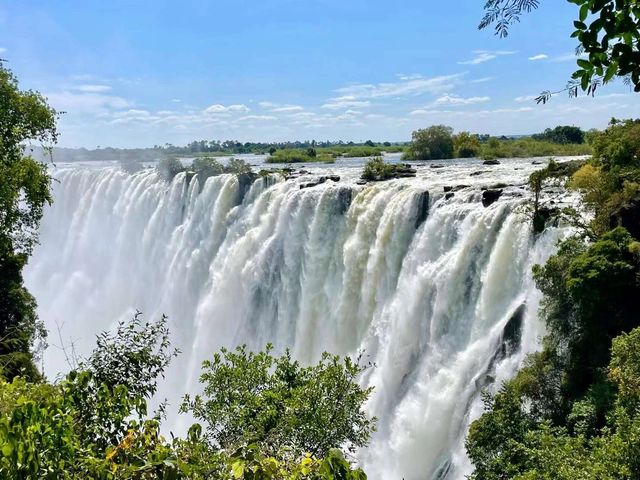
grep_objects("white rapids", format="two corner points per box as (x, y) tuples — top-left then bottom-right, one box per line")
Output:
(25, 157), (573, 479)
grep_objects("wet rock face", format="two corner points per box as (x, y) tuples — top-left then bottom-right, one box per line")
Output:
(482, 189), (503, 207)
(533, 206), (559, 234)
(415, 191), (430, 228)
(444, 185), (470, 193)
(610, 195), (640, 239)
(483, 159), (501, 165)
(299, 175), (340, 189)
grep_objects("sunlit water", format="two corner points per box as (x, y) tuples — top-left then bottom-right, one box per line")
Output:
(25, 156), (576, 479)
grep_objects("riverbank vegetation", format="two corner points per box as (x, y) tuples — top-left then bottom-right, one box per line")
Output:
(466, 118), (640, 479)
(402, 124), (592, 161)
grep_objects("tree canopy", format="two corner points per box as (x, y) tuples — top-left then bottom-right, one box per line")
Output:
(0, 62), (57, 380)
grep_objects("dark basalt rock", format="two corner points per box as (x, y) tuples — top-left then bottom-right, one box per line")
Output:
(445, 192), (455, 200)
(533, 206), (559, 234)
(237, 172), (259, 202)
(430, 164), (445, 169)
(470, 171), (485, 176)
(482, 189), (503, 207)
(356, 179), (368, 185)
(300, 178), (325, 189)
(444, 184), (470, 193)
(300, 175), (341, 189)
(483, 159), (501, 165)
(334, 188), (353, 215)
(501, 304), (526, 358)
(532, 160), (544, 165)
(414, 191), (430, 228)
(610, 195), (640, 239)
(481, 183), (509, 191)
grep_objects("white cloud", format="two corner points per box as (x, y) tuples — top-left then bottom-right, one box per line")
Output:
(333, 73), (465, 100)
(259, 101), (304, 112)
(44, 91), (131, 114)
(75, 84), (112, 93)
(0, 47), (6, 54)
(433, 93), (490, 106)
(457, 50), (516, 65)
(171, 98), (181, 103)
(514, 95), (538, 103)
(410, 106), (534, 116)
(469, 77), (494, 84)
(528, 54), (548, 61)
(272, 105), (304, 112)
(321, 96), (372, 109)
(396, 73), (424, 81)
(552, 52), (587, 62)
(204, 103), (249, 114)
(236, 115), (277, 122)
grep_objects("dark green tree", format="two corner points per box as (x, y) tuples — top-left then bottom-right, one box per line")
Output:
(0, 61), (57, 380)
(403, 125), (454, 160)
(181, 345), (375, 457)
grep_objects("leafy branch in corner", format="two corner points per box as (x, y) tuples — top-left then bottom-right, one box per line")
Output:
(480, 0), (640, 101)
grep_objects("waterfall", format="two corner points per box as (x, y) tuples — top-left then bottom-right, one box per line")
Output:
(25, 160), (570, 479)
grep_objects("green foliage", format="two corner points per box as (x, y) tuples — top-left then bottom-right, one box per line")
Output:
(453, 131), (481, 158)
(266, 149), (335, 164)
(479, 137), (591, 160)
(533, 126), (585, 144)
(181, 345), (375, 457)
(592, 118), (640, 170)
(403, 125), (454, 160)
(467, 327), (640, 480)
(566, 119), (640, 236)
(532, 228), (639, 399)
(226, 158), (253, 175)
(0, 317), (373, 479)
(360, 157), (416, 181)
(468, 117), (640, 478)
(157, 156), (185, 181)
(480, 0), (640, 95)
(192, 156), (225, 182)
(0, 61), (57, 381)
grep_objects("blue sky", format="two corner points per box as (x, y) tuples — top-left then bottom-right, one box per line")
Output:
(2, 0), (640, 148)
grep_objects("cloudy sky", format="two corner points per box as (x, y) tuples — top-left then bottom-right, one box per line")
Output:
(2, 0), (640, 148)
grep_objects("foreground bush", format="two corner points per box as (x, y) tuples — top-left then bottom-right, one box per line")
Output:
(0, 315), (373, 479)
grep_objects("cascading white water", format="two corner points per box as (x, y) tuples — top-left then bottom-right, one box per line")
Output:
(25, 158), (572, 480)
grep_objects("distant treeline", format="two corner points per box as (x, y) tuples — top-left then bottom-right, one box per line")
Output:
(26, 125), (595, 164)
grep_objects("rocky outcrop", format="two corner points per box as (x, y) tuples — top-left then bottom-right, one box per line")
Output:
(482, 189), (503, 207)
(414, 191), (430, 228)
(443, 185), (470, 193)
(483, 159), (501, 165)
(300, 175), (341, 189)
(533, 206), (559, 234)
